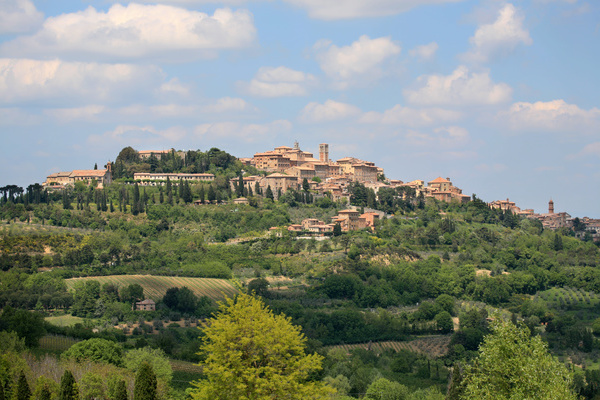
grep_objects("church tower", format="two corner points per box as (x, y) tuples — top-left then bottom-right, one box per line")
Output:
(319, 143), (329, 163)
(549, 199), (554, 214)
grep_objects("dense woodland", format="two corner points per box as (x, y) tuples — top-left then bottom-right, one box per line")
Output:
(1, 147), (600, 399)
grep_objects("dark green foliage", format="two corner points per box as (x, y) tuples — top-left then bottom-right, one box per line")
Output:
(247, 278), (269, 297)
(39, 384), (52, 400)
(115, 380), (128, 400)
(15, 371), (30, 400)
(0, 307), (46, 347)
(121, 284), (144, 305)
(134, 362), (157, 400)
(59, 370), (78, 400)
(162, 287), (198, 314)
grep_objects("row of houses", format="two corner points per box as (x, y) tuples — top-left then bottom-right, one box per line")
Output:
(241, 142), (381, 184)
(288, 209), (383, 235)
(44, 164), (113, 189)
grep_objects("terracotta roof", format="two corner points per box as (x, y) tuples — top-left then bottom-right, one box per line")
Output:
(70, 169), (108, 177)
(265, 173), (295, 178)
(429, 177), (450, 183)
(338, 209), (359, 214)
(137, 299), (155, 304)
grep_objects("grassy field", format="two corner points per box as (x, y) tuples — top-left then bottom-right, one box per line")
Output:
(65, 275), (238, 301)
(45, 315), (85, 327)
(327, 335), (451, 358)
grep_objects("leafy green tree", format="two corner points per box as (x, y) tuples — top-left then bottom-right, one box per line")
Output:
(190, 293), (333, 400)
(365, 378), (408, 400)
(120, 284), (144, 305)
(434, 311), (454, 334)
(461, 318), (578, 399)
(79, 373), (104, 400)
(247, 278), (269, 298)
(58, 370), (78, 400)
(15, 371), (31, 400)
(62, 338), (123, 366)
(124, 347), (172, 385)
(134, 362), (157, 400)
(0, 307), (46, 347)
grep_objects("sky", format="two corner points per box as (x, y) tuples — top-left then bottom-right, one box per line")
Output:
(0, 0), (599, 218)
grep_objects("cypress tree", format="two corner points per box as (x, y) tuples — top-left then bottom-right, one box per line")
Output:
(59, 370), (78, 400)
(15, 371), (30, 400)
(115, 380), (128, 400)
(39, 384), (51, 400)
(237, 175), (244, 197)
(0, 378), (5, 400)
(132, 183), (140, 215)
(198, 186), (205, 204)
(134, 362), (157, 400)
(265, 185), (274, 201)
(207, 186), (216, 203)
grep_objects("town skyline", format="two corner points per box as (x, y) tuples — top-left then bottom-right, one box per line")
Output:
(1, 0), (599, 218)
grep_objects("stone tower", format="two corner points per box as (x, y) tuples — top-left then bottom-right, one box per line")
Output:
(549, 199), (554, 214)
(319, 143), (329, 163)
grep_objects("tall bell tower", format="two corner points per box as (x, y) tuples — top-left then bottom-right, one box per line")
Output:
(549, 199), (554, 214)
(319, 143), (329, 163)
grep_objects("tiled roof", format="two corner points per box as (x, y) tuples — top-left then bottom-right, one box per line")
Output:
(70, 169), (108, 177)
(429, 177), (450, 183)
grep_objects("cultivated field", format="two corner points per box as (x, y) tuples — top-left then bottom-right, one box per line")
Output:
(328, 335), (451, 358)
(65, 275), (238, 301)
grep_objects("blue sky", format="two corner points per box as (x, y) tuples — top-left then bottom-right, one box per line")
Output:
(1, 0), (598, 218)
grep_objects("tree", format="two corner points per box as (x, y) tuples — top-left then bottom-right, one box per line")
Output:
(134, 362), (157, 400)
(124, 347), (172, 385)
(302, 178), (310, 192)
(365, 378), (408, 400)
(61, 338), (123, 366)
(247, 278), (269, 298)
(461, 317), (578, 399)
(114, 380), (128, 400)
(434, 311), (453, 334)
(0, 307), (46, 347)
(265, 185), (274, 201)
(15, 371), (31, 400)
(333, 223), (342, 237)
(190, 293), (333, 400)
(58, 370), (78, 400)
(121, 284), (144, 305)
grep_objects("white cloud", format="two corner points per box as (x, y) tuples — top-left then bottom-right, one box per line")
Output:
(283, 0), (464, 20)
(194, 120), (292, 142)
(409, 42), (439, 61)
(434, 126), (470, 146)
(315, 35), (401, 88)
(158, 78), (190, 97)
(578, 142), (600, 157)
(404, 65), (512, 106)
(45, 105), (107, 122)
(1, 4), (256, 61)
(0, 0), (43, 34)
(299, 100), (361, 123)
(463, 4), (532, 64)
(0, 58), (164, 105)
(404, 126), (469, 147)
(203, 97), (253, 113)
(360, 105), (461, 126)
(88, 125), (188, 146)
(500, 99), (600, 132)
(240, 66), (316, 97)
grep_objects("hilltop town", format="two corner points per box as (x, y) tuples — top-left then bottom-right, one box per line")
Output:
(39, 142), (600, 241)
